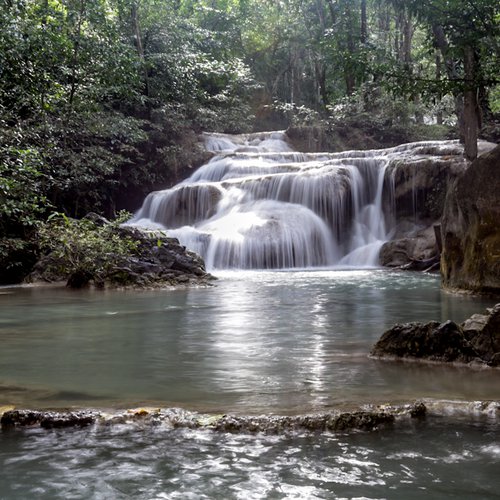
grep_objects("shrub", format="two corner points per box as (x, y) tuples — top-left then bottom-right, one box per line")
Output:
(36, 212), (138, 288)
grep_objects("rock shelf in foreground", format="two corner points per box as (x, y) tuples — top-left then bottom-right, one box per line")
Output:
(371, 304), (500, 367)
(0, 404), (427, 433)
(2, 401), (498, 433)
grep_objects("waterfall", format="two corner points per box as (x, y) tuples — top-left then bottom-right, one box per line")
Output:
(129, 132), (457, 270)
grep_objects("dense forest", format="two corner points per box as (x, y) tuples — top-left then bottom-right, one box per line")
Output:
(1, 0), (499, 283)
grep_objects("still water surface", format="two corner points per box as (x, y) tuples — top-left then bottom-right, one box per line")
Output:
(0, 269), (499, 411)
(1, 270), (499, 498)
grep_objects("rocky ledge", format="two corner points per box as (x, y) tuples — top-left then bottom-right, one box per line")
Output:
(0, 403), (426, 433)
(109, 225), (215, 288)
(371, 304), (500, 367)
(3, 401), (499, 433)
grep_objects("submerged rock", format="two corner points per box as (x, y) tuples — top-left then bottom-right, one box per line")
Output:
(441, 144), (500, 296)
(1, 409), (97, 428)
(371, 304), (500, 367)
(208, 411), (396, 433)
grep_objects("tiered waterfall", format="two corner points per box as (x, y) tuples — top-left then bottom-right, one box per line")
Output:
(129, 132), (454, 270)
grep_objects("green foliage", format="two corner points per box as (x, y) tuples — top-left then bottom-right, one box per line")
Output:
(0, 0), (498, 282)
(489, 85), (500, 114)
(37, 211), (139, 287)
(0, 146), (48, 228)
(0, 142), (51, 282)
(329, 80), (455, 127)
(382, 0), (499, 98)
(268, 102), (324, 127)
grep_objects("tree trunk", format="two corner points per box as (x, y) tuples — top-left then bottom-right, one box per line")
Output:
(68, 0), (86, 109)
(431, 25), (466, 146)
(396, 11), (413, 65)
(402, 15), (413, 65)
(131, 1), (149, 96)
(435, 51), (443, 125)
(463, 45), (478, 161)
(315, 60), (328, 108)
(361, 0), (367, 44)
(326, 0), (337, 24)
(345, 4), (356, 95)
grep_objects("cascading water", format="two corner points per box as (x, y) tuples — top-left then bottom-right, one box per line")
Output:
(129, 132), (457, 270)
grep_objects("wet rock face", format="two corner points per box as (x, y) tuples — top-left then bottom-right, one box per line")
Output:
(379, 225), (439, 268)
(441, 144), (500, 295)
(379, 141), (497, 271)
(385, 156), (467, 224)
(379, 149), (467, 269)
(371, 304), (500, 367)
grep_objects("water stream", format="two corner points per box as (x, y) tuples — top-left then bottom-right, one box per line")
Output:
(1, 271), (498, 411)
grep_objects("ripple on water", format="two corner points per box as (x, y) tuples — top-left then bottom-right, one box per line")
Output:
(1, 416), (499, 499)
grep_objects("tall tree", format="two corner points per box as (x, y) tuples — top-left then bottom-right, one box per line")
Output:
(386, 0), (500, 159)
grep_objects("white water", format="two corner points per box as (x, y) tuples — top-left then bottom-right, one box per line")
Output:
(130, 132), (461, 270)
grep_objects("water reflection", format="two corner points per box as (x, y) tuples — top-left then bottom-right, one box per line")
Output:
(0, 271), (498, 411)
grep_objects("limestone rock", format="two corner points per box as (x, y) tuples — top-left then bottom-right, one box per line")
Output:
(384, 155), (467, 224)
(441, 144), (500, 295)
(379, 141), (497, 271)
(108, 225), (213, 287)
(378, 145), (468, 269)
(380, 225), (438, 268)
(0, 407), (410, 433)
(462, 304), (500, 362)
(371, 304), (500, 367)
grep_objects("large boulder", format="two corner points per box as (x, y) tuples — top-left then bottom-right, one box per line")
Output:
(371, 304), (500, 367)
(441, 144), (500, 295)
(112, 225), (212, 286)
